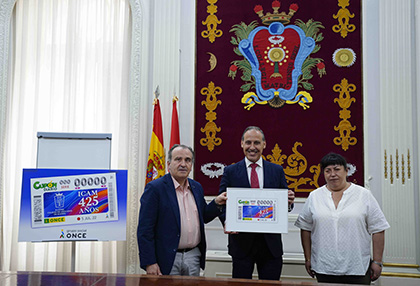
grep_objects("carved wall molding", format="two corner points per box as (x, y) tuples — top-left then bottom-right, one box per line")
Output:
(379, 0), (417, 265)
(126, 0), (144, 274)
(0, 0), (17, 270)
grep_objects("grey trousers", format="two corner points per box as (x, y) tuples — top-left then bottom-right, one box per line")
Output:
(169, 247), (201, 276)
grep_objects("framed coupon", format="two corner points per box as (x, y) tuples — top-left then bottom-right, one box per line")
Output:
(225, 187), (288, 233)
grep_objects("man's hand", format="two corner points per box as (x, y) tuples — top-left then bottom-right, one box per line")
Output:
(215, 192), (227, 205)
(223, 224), (238, 234)
(370, 262), (382, 281)
(146, 263), (162, 275)
(288, 189), (295, 207)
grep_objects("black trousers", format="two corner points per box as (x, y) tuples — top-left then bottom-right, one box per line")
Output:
(232, 234), (283, 280)
(315, 267), (371, 285)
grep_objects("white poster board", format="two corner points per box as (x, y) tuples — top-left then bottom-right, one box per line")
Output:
(36, 132), (112, 169)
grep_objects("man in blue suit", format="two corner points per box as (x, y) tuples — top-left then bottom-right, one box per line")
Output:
(219, 126), (295, 280)
(138, 144), (227, 276)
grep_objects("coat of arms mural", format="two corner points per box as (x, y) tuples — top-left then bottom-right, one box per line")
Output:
(195, 0), (362, 197)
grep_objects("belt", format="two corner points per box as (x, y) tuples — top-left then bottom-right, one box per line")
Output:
(176, 247), (195, 253)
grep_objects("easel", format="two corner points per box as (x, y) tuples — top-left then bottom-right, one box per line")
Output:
(36, 132), (112, 272)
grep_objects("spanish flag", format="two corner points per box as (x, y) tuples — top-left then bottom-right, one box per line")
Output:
(170, 95), (180, 148)
(145, 92), (165, 185)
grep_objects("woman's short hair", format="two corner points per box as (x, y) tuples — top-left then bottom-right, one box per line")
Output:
(320, 152), (347, 170)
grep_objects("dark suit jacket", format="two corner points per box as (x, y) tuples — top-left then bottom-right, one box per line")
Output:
(219, 159), (289, 259)
(137, 173), (221, 275)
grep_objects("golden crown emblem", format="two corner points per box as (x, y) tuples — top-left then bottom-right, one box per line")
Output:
(254, 1), (299, 25)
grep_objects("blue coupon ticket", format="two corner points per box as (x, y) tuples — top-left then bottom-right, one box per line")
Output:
(30, 173), (118, 228)
(237, 199), (277, 222)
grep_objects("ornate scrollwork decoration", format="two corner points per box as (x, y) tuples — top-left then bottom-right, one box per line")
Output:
(333, 78), (357, 151)
(201, 162), (226, 178)
(309, 165), (321, 189)
(390, 154), (394, 184)
(408, 149), (411, 179)
(384, 150), (388, 179)
(283, 142), (308, 176)
(385, 149), (411, 185)
(207, 52), (217, 72)
(200, 81), (222, 151)
(266, 144), (287, 165)
(201, 0), (223, 43)
(333, 48), (356, 67)
(264, 142), (320, 192)
(402, 155), (405, 185)
(332, 0), (356, 38)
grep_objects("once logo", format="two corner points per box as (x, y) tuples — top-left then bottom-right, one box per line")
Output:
(66, 232), (87, 239)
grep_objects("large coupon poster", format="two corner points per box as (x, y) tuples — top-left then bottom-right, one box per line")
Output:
(19, 169), (127, 242)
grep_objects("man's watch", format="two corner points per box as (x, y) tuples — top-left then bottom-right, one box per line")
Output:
(372, 260), (383, 267)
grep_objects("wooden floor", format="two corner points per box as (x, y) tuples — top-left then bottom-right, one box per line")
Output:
(0, 271), (365, 286)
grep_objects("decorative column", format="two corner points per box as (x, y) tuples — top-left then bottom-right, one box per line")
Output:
(378, 0), (418, 268)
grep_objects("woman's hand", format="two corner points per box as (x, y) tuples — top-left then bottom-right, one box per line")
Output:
(371, 231), (385, 281)
(305, 260), (315, 278)
(300, 230), (314, 278)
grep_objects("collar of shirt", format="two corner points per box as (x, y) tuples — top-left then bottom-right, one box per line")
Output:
(171, 174), (190, 192)
(245, 157), (263, 169)
(244, 157), (264, 188)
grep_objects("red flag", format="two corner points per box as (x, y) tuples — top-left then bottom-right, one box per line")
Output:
(170, 96), (180, 148)
(145, 97), (165, 185)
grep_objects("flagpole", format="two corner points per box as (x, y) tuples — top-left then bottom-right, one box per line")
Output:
(170, 91), (180, 148)
(145, 86), (166, 185)
(153, 85), (160, 104)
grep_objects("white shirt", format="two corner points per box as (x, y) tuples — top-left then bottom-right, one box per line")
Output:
(245, 157), (264, 188)
(294, 183), (390, 275)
